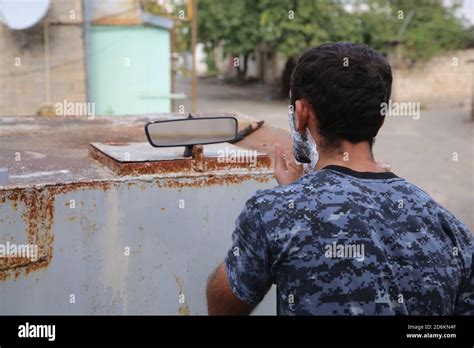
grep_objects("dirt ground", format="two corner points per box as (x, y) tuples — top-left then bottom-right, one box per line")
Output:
(176, 76), (474, 231)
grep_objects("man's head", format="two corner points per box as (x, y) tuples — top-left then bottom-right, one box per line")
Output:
(290, 42), (392, 152)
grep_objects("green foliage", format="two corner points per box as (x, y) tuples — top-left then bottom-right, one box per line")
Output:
(198, 0), (262, 57)
(258, 0), (357, 57)
(196, 0), (470, 62)
(142, 0), (192, 52)
(171, 1), (192, 53)
(389, 0), (469, 60)
(141, 0), (168, 16)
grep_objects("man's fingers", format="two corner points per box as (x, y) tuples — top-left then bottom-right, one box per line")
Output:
(287, 156), (302, 171)
(283, 150), (303, 173)
(274, 143), (288, 172)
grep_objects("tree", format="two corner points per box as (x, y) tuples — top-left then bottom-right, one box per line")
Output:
(387, 0), (469, 61)
(195, 0), (470, 92)
(260, 0), (469, 93)
(198, 0), (262, 80)
(259, 0), (358, 95)
(141, 0), (191, 53)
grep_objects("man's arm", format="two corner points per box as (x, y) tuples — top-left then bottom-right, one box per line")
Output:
(206, 195), (272, 315)
(206, 262), (256, 315)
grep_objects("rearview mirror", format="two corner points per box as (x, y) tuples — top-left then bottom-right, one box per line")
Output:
(145, 116), (238, 147)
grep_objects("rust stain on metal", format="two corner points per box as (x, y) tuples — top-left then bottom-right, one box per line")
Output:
(2, 171), (269, 213)
(0, 188), (55, 281)
(1, 114), (287, 187)
(154, 173), (272, 190)
(178, 303), (190, 316)
(175, 275), (190, 316)
(89, 143), (272, 176)
(0, 155), (272, 281)
(49, 180), (113, 196)
(117, 158), (193, 176)
(204, 155), (272, 171)
(0, 181), (114, 281)
(89, 145), (194, 176)
(192, 145), (205, 172)
(104, 141), (130, 146)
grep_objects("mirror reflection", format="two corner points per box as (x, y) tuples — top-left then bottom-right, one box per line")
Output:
(146, 117), (237, 147)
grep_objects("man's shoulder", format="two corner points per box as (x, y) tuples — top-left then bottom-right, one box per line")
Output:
(252, 169), (404, 208)
(250, 170), (471, 233)
(252, 170), (335, 207)
(395, 180), (471, 233)
(253, 169), (441, 209)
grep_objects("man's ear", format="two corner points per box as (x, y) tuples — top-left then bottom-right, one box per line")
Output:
(295, 100), (311, 133)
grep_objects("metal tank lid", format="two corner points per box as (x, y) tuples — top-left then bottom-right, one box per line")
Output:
(0, 113), (291, 188)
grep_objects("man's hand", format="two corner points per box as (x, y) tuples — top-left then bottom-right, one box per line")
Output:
(274, 143), (304, 186)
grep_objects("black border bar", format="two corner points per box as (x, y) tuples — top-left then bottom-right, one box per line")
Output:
(0, 315), (473, 345)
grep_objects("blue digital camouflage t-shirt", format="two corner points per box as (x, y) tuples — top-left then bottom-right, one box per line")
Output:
(224, 165), (474, 315)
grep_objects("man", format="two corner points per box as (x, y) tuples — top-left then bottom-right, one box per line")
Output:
(206, 42), (474, 315)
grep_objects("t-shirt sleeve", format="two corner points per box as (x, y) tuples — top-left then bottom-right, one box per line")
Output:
(454, 226), (474, 315)
(224, 194), (272, 305)
(442, 209), (474, 315)
(455, 258), (474, 315)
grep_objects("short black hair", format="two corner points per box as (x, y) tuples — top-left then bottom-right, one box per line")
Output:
(290, 42), (392, 150)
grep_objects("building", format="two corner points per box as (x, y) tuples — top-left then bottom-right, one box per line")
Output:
(212, 44), (287, 86)
(0, 0), (173, 116)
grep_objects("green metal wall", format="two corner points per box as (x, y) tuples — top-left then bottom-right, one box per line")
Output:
(89, 26), (171, 115)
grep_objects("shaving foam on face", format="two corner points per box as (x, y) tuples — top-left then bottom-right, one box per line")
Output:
(288, 108), (319, 173)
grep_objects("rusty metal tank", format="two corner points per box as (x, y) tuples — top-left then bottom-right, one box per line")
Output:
(0, 113), (292, 315)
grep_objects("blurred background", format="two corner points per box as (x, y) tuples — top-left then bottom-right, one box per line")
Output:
(0, 0), (473, 229)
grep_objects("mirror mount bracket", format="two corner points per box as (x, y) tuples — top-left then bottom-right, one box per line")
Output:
(183, 144), (194, 158)
(183, 113), (195, 158)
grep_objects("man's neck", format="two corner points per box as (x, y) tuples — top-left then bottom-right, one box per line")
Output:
(315, 141), (386, 173)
